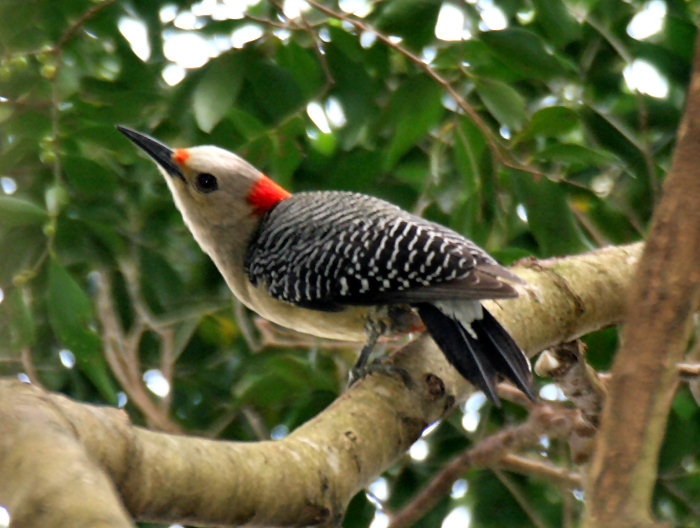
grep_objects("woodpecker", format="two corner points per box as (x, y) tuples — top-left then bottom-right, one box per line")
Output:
(117, 126), (534, 404)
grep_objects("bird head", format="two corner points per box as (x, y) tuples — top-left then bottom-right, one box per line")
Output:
(117, 126), (290, 230)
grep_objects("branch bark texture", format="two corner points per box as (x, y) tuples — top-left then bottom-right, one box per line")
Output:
(0, 244), (641, 527)
(583, 35), (700, 528)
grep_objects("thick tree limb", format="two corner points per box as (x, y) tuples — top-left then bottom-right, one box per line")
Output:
(0, 383), (133, 528)
(0, 244), (641, 527)
(582, 34), (700, 528)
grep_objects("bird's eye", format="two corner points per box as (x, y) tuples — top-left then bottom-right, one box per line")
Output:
(195, 172), (218, 193)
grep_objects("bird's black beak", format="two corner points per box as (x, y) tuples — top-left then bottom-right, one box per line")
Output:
(116, 125), (185, 182)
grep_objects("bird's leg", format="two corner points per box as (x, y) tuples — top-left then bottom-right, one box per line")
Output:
(347, 323), (412, 388)
(348, 327), (380, 386)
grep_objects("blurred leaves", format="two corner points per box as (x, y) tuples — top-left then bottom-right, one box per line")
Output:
(1, 287), (37, 351)
(480, 28), (569, 80)
(0, 196), (48, 227)
(0, 0), (697, 526)
(475, 77), (526, 130)
(193, 54), (244, 133)
(382, 75), (444, 170)
(47, 258), (116, 403)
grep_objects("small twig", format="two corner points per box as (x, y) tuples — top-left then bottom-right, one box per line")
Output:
(584, 15), (659, 202)
(659, 480), (700, 518)
(678, 362), (700, 378)
(158, 326), (176, 412)
(295, 10), (335, 91)
(33, 0), (120, 258)
(95, 271), (181, 433)
(497, 454), (582, 489)
(119, 258), (160, 330)
(235, 299), (262, 352)
(56, 0), (119, 50)
(242, 13), (290, 30)
(241, 406), (270, 440)
(494, 469), (549, 528)
(20, 347), (43, 388)
(571, 205), (610, 247)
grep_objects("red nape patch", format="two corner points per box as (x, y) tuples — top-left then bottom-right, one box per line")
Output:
(247, 175), (291, 215)
(173, 149), (190, 164)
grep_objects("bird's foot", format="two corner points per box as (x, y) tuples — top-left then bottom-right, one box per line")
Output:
(347, 358), (412, 388)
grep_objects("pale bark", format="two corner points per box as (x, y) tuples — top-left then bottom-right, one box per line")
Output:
(0, 244), (641, 527)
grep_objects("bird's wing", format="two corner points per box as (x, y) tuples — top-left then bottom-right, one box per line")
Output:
(376, 271), (518, 303)
(245, 191), (521, 309)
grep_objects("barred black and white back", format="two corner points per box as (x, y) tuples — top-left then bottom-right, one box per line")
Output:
(245, 192), (517, 303)
(245, 191), (534, 404)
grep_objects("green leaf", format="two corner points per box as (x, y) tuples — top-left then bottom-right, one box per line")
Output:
(382, 76), (443, 171)
(47, 259), (116, 403)
(375, 0), (442, 50)
(2, 287), (36, 350)
(537, 143), (619, 167)
(193, 54), (244, 133)
(475, 78), (526, 130)
(310, 132), (337, 157)
(0, 196), (48, 227)
(533, 0), (581, 48)
(514, 176), (592, 255)
(275, 41), (323, 100)
(453, 116), (486, 194)
(0, 226), (44, 285)
(139, 246), (184, 312)
(63, 156), (117, 195)
(517, 106), (579, 141)
(245, 60), (304, 123)
(480, 28), (567, 80)
(229, 108), (266, 140)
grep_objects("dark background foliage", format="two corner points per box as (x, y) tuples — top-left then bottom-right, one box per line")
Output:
(1, 1), (698, 526)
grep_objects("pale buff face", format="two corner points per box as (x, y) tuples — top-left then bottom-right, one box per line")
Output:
(162, 145), (263, 228)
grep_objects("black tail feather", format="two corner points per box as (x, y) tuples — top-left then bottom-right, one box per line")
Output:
(416, 303), (534, 405)
(473, 309), (535, 401)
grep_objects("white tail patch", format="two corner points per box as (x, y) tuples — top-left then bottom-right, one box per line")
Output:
(433, 300), (483, 339)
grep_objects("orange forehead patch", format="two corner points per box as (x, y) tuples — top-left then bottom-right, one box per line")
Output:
(173, 148), (190, 164)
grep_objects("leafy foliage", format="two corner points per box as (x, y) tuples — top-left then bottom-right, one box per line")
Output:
(0, 0), (698, 526)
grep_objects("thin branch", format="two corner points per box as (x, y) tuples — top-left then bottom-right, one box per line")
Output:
(158, 326), (176, 413)
(387, 404), (579, 528)
(234, 299), (262, 352)
(497, 454), (582, 489)
(20, 347), (42, 388)
(659, 480), (700, 519)
(677, 362), (700, 378)
(56, 0), (120, 50)
(95, 271), (180, 433)
(570, 205), (610, 247)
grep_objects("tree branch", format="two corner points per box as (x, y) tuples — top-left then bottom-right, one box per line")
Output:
(387, 404), (581, 528)
(0, 381), (134, 528)
(582, 34), (700, 528)
(0, 244), (641, 527)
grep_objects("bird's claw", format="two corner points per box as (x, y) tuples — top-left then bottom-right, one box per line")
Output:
(347, 358), (413, 388)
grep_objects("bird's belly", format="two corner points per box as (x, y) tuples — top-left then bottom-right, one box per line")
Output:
(242, 282), (370, 342)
